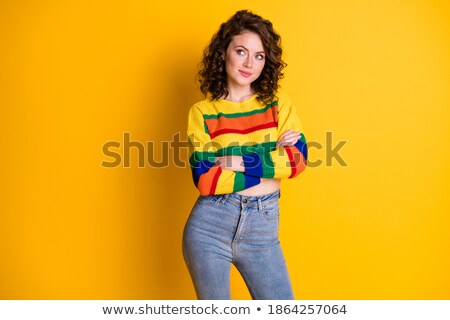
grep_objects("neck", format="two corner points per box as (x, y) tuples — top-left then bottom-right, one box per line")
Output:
(222, 85), (254, 102)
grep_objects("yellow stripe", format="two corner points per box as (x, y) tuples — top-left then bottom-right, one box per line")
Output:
(214, 170), (236, 194)
(211, 128), (278, 149)
(270, 148), (293, 179)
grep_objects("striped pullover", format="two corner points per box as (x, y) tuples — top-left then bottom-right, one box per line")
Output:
(187, 89), (308, 196)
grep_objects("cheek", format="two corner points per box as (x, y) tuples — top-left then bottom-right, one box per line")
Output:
(255, 62), (266, 74)
(226, 57), (239, 70)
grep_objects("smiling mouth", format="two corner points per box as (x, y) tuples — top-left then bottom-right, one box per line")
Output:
(239, 70), (252, 77)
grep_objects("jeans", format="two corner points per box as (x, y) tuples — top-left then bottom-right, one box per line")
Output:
(182, 189), (294, 300)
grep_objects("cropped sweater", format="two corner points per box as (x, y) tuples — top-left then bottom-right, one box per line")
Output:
(187, 89), (308, 196)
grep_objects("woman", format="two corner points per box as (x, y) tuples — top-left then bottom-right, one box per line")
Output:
(182, 9), (308, 300)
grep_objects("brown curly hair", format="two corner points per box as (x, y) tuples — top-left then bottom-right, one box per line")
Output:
(196, 9), (287, 105)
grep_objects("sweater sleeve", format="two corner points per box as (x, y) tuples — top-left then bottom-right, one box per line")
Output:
(187, 105), (261, 196)
(241, 93), (308, 179)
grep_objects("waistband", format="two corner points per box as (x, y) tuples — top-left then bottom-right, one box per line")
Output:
(223, 189), (281, 204)
(197, 189), (281, 211)
(224, 189), (281, 211)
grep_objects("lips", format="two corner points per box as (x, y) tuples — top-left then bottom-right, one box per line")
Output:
(239, 70), (252, 77)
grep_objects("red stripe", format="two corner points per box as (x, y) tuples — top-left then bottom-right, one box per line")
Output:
(209, 122), (277, 139)
(205, 106), (278, 136)
(285, 147), (297, 178)
(210, 166), (222, 195)
(286, 146), (307, 178)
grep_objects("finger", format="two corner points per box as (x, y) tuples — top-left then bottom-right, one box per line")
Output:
(282, 137), (300, 147)
(280, 131), (301, 139)
(277, 139), (297, 148)
(279, 130), (293, 139)
(279, 134), (300, 144)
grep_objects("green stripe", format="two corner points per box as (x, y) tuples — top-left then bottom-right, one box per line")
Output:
(216, 141), (276, 156)
(189, 151), (215, 166)
(261, 152), (275, 178)
(203, 101), (278, 119)
(203, 121), (209, 134)
(233, 172), (245, 192)
(189, 141), (277, 166)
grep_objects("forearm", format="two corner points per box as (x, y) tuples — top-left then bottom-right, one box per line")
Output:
(242, 137), (308, 179)
(215, 155), (245, 172)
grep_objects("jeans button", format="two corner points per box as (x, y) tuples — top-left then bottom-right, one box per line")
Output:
(243, 199), (248, 203)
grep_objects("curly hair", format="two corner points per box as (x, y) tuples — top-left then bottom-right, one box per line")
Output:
(196, 9), (287, 105)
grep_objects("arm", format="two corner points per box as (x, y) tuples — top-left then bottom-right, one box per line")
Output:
(187, 105), (261, 196)
(215, 130), (302, 172)
(241, 93), (308, 179)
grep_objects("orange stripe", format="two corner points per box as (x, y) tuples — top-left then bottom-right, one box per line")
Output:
(209, 122), (277, 138)
(205, 106), (278, 137)
(198, 166), (221, 195)
(286, 146), (306, 178)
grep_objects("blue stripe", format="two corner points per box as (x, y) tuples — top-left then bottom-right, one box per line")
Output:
(294, 139), (308, 161)
(242, 153), (263, 177)
(244, 174), (261, 189)
(191, 160), (215, 186)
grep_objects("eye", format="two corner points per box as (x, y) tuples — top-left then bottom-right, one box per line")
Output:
(237, 49), (245, 55)
(256, 54), (265, 60)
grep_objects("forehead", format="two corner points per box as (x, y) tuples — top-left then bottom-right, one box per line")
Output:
(228, 31), (264, 51)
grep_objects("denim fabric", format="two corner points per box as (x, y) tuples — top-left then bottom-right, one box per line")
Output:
(182, 189), (294, 300)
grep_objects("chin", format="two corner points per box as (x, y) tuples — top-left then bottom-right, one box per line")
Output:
(237, 81), (252, 87)
(236, 77), (254, 86)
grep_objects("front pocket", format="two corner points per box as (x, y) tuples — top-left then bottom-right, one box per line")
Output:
(262, 203), (280, 220)
(196, 195), (223, 207)
(210, 195), (224, 204)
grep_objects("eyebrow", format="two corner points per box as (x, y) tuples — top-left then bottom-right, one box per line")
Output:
(234, 45), (265, 54)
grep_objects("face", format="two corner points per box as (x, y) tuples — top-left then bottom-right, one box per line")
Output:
(223, 31), (266, 89)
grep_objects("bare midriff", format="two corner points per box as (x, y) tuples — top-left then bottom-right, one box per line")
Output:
(235, 178), (281, 197)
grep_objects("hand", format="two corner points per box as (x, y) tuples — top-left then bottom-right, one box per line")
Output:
(276, 130), (302, 149)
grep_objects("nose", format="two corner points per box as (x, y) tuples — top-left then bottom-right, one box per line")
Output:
(243, 57), (252, 68)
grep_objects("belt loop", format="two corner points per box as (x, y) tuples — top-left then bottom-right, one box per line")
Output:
(222, 194), (229, 203)
(257, 198), (262, 211)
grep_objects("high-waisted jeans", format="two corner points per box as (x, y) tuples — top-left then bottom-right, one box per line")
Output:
(182, 189), (294, 300)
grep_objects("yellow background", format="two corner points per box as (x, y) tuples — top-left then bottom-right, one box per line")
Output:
(1, 0), (449, 299)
